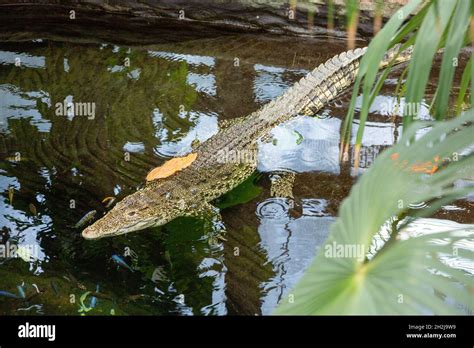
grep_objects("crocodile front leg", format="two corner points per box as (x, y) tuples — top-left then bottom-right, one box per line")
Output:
(187, 201), (227, 245)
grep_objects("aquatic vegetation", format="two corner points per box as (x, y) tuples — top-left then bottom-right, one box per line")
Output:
(291, 130), (304, 145)
(345, 0), (359, 50)
(78, 291), (93, 314)
(0, 7), (471, 317)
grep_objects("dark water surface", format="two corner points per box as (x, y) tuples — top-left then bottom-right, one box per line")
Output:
(0, 35), (472, 315)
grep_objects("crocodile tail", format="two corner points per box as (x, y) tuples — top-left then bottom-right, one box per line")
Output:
(295, 44), (413, 117)
(260, 44), (413, 123)
(294, 47), (368, 117)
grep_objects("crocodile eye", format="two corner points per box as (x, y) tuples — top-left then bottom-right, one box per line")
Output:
(128, 211), (136, 217)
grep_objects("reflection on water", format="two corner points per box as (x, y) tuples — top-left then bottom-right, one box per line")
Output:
(253, 64), (307, 103)
(257, 198), (333, 315)
(400, 218), (474, 275)
(0, 35), (472, 315)
(258, 116), (341, 174)
(354, 95), (431, 120)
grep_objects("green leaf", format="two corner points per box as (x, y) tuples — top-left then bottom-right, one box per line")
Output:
(433, 0), (471, 119)
(292, 130), (304, 145)
(275, 109), (474, 315)
(214, 172), (262, 209)
(341, 0), (422, 152)
(456, 54), (473, 115)
(403, 0), (457, 125)
(344, 0), (472, 164)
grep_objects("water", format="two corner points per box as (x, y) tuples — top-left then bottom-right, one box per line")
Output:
(0, 35), (472, 315)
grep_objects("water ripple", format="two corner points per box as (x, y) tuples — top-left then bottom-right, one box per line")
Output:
(256, 198), (291, 221)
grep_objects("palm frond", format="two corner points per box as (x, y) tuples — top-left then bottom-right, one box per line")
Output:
(340, 0), (423, 164)
(341, 0), (473, 170)
(275, 109), (474, 315)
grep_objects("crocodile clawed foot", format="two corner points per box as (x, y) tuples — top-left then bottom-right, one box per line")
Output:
(206, 219), (227, 247)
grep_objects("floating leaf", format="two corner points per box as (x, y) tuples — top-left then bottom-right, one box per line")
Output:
(292, 130), (304, 145)
(146, 153), (197, 181)
(78, 291), (93, 313)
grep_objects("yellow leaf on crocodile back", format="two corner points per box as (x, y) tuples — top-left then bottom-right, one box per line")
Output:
(146, 153), (197, 182)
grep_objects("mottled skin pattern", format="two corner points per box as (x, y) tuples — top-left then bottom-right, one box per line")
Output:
(82, 45), (412, 239)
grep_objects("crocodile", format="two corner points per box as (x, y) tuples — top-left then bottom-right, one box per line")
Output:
(82, 45), (412, 239)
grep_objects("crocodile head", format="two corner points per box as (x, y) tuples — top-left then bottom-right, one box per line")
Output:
(82, 187), (188, 240)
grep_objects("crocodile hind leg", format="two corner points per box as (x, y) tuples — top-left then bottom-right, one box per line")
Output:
(269, 171), (302, 218)
(270, 172), (296, 201)
(270, 171), (303, 219)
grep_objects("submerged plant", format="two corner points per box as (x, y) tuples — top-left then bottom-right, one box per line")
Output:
(275, 109), (474, 315)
